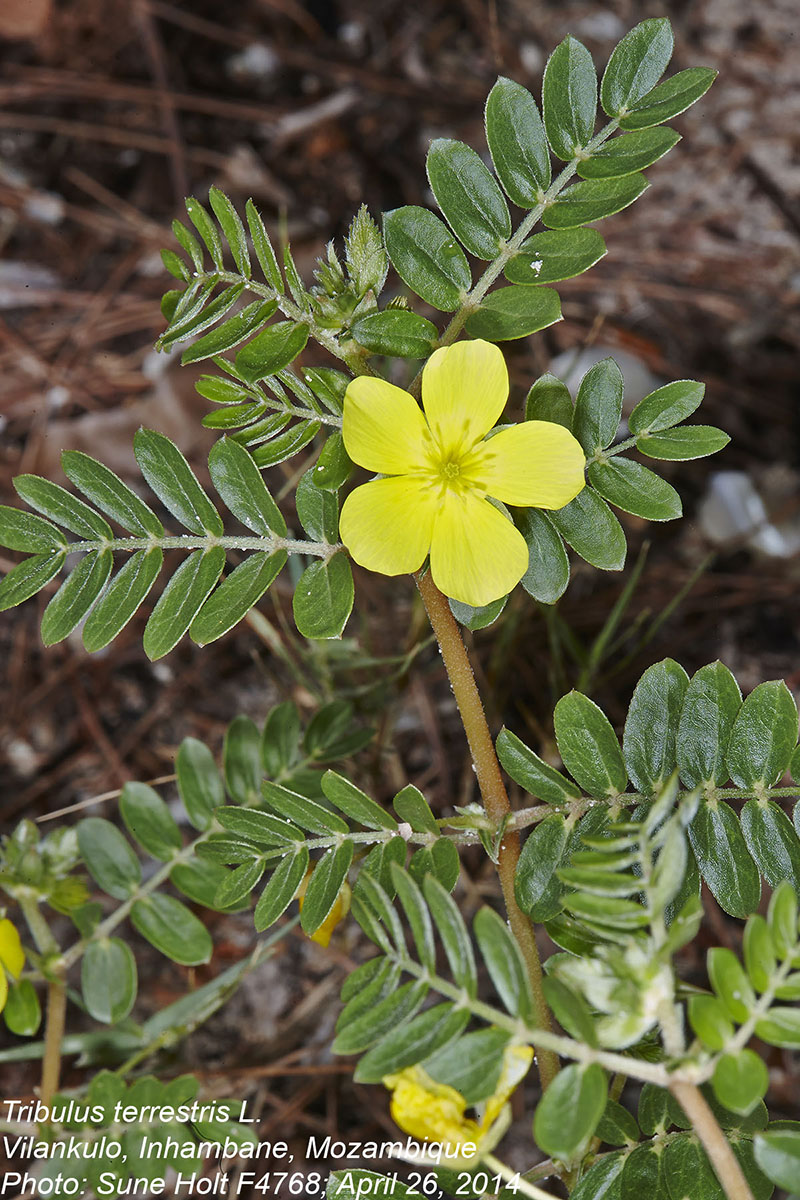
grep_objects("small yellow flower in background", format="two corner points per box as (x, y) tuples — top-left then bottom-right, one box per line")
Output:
(296, 867), (352, 947)
(383, 1042), (533, 1164)
(0, 918), (25, 1012)
(340, 340), (585, 607)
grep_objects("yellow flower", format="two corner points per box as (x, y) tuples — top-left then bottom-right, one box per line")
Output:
(383, 1042), (533, 1164)
(296, 867), (351, 947)
(0, 918), (25, 1012)
(340, 340), (585, 607)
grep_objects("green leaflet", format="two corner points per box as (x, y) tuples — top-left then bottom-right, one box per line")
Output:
(542, 35), (598, 160)
(350, 309), (438, 358)
(496, 726), (581, 804)
(62, 450), (164, 536)
(142, 546), (226, 661)
(515, 813), (568, 921)
(753, 1129), (800, 1193)
(726, 680), (798, 789)
(181, 299), (277, 365)
(82, 549), (163, 653)
(677, 661), (742, 788)
(600, 18), (674, 117)
(465, 285), (562, 341)
(517, 509), (571, 604)
(82, 939), (137, 1025)
(526, 374), (574, 429)
(554, 691), (628, 799)
(577, 127), (680, 179)
(131, 894), (213, 966)
(426, 138), (511, 260)
(505, 227), (607, 285)
(574, 357), (624, 454)
(588, 458), (682, 522)
(742, 800), (800, 895)
(619, 67), (718, 131)
(533, 1063), (607, 1161)
(383, 206), (471, 312)
(134, 429), (223, 536)
(473, 906), (534, 1020)
(14, 474), (113, 541)
(191, 551), (287, 646)
(549, 487), (627, 571)
(300, 842), (354, 937)
(0, 552), (65, 615)
(485, 76), (551, 204)
(234, 321), (309, 383)
(636, 425), (730, 460)
(628, 379), (705, 434)
(40, 549), (113, 646)
(120, 782), (182, 862)
(543, 175), (649, 229)
(78, 818), (141, 901)
(293, 553), (354, 639)
(208, 436), (286, 536)
(712, 1051), (769, 1117)
(0, 505), (65, 553)
(622, 658), (689, 794)
(176, 737), (224, 832)
(208, 185), (250, 277)
(254, 848), (309, 932)
(689, 799), (761, 918)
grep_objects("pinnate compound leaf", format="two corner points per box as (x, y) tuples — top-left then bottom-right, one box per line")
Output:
(120, 782), (182, 862)
(350, 310), (438, 359)
(78, 817), (141, 900)
(485, 76), (551, 205)
(143, 546), (226, 661)
(623, 658), (689, 794)
(517, 509), (571, 604)
(550, 487), (627, 571)
(176, 737), (224, 832)
(677, 661), (742, 788)
(554, 690), (628, 798)
(600, 18), (674, 117)
(41, 550), (113, 646)
(689, 799), (761, 918)
(131, 894), (213, 965)
(589, 458), (682, 522)
(619, 67), (718, 131)
(543, 175), (649, 229)
(191, 551), (286, 646)
(62, 450), (164, 536)
(383, 206), (471, 312)
(208, 437), (286, 536)
(82, 939), (137, 1025)
(753, 1130), (800, 1193)
(636, 425), (730, 460)
(426, 138), (511, 259)
(234, 322), (309, 384)
(742, 800), (800, 895)
(577, 127), (680, 179)
(465, 285), (562, 341)
(293, 554), (354, 640)
(534, 1063), (607, 1161)
(82, 548), (163, 652)
(726, 680), (798, 789)
(542, 36), (598, 160)
(134, 429), (223, 536)
(712, 1051), (769, 1117)
(473, 906), (534, 1020)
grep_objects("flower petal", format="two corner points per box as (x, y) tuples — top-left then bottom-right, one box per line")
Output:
(0, 919), (24, 980)
(469, 420), (586, 507)
(422, 340), (509, 458)
(340, 477), (437, 576)
(342, 376), (433, 474)
(429, 491), (529, 606)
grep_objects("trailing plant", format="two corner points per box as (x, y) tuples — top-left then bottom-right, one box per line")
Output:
(1, 16), (798, 1200)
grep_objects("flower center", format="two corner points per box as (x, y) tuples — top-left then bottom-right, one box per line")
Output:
(442, 460), (460, 480)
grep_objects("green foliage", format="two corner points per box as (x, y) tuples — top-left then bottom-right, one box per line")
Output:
(0, 436), (342, 656)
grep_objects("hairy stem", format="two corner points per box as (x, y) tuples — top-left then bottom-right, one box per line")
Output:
(40, 978), (67, 1107)
(669, 1081), (755, 1200)
(415, 570), (558, 1089)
